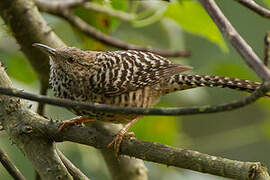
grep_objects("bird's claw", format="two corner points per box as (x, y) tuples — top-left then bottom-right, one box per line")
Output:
(108, 131), (135, 155)
(58, 117), (95, 132)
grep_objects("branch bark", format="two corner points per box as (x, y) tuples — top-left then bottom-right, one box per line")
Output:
(0, 64), (72, 179)
(26, 117), (269, 180)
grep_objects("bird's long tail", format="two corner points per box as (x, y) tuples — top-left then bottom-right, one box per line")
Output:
(162, 74), (264, 95)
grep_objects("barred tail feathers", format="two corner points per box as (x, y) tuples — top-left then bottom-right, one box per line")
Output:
(162, 74), (261, 95)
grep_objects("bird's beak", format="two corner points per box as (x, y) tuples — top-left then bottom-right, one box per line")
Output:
(32, 43), (56, 57)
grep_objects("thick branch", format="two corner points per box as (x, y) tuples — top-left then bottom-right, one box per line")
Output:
(233, 0), (270, 18)
(0, 85), (268, 116)
(0, 148), (26, 180)
(35, 0), (190, 58)
(200, 0), (270, 82)
(0, 65), (72, 179)
(27, 119), (269, 180)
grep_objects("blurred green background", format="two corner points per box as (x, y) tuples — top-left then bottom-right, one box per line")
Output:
(1, 0), (270, 179)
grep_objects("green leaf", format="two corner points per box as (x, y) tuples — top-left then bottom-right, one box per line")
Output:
(164, 1), (227, 52)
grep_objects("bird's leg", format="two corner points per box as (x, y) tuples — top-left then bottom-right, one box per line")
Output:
(58, 116), (96, 132)
(108, 117), (140, 155)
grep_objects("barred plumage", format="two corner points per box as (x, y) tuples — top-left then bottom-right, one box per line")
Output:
(33, 43), (264, 154)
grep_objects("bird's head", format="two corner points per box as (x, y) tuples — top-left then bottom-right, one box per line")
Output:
(33, 43), (97, 73)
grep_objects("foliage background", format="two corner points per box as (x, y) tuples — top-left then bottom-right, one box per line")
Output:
(0, 0), (270, 179)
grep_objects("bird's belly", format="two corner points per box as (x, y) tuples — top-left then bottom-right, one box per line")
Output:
(70, 86), (162, 124)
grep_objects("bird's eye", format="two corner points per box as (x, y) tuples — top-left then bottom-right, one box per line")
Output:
(67, 57), (75, 64)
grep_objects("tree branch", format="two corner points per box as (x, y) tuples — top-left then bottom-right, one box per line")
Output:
(82, 2), (135, 22)
(35, 84), (88, 180)
(200, 0), (270, 82)
(0, 80), (267, 180)
(233, 0), (270, 18)
(0, 148), (26, 180)
(0, 65), (72, 179)
(35, 0), (190, 58)
(0, 84), (268, 116)
(27, 118), (269, 180)
(265, 32), (270, 66)
(40, 0), (135, 21)
(56, 149), (90, 180)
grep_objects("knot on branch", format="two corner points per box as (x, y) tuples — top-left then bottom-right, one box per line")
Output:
(248, 163), (269, 180)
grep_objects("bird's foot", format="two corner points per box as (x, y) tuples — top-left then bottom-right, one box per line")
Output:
(58, 116), (95, 132)
(107, 129), (135, 155)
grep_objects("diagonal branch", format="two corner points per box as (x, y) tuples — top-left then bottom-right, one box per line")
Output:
(233, 0), (270, 18)
(56, 149), (90, 180)
(0, 148), (26, 180)
(0, 84), (268, 116)
(199, 0), (270, 82)
(35, 0), (190, 58)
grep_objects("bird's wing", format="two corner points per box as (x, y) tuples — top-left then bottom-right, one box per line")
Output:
(89, 50), (192, 96)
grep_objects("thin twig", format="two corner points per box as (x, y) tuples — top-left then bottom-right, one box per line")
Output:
(82, 2), (135, 22)
(0, 84), (268, 116)
(36, 0), (135, 21)
(200, 0), (270, 82)
(35, 0), (190, 57)
(56, 149), (90, 180)
(264, 32), (270, 66)
(233, 0), (270, 18)
(36, 83), (48, 115)
(0, 148), (26, 180)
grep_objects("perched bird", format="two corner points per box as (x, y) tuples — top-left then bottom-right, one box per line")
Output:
(33, 43), (263, 154)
